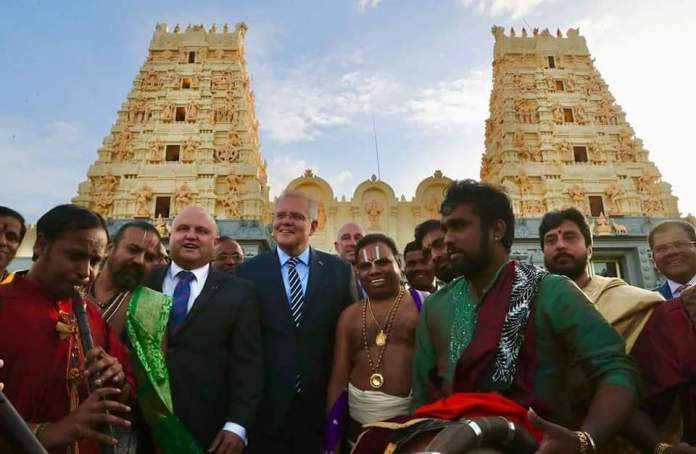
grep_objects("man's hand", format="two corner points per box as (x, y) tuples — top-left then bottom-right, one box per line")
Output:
(680, 285), (696, 328)
(528, 408), (582, 454)
(84, 346), (125, 388)
(38, 387), (130, 449)
(208, 430), (244, 454)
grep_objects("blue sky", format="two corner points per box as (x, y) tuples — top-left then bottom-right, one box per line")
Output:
(2, 0), (695, 221)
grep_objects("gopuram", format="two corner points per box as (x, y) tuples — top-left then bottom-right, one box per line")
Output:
(72, 22), (273, 254)
(483, 26), (681, 287)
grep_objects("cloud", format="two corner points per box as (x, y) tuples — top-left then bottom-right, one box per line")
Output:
(460, 0), (551, 19)
(357, 0), (383, 14)
(407, 69), (491, 133)
(332, 170), (353, 185)
(267, 153), (319, 197)
(254, 61), (403, 144)
(0, 117), (95, 221)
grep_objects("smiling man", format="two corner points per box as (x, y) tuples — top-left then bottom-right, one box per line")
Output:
(0, 206), (27, 284)
(326, 234), (421, 447)
(650, 220), (696, 299)
(403, 240), (436, 293)
(145, 206), (263, 453)
(236, 191), (356, 454)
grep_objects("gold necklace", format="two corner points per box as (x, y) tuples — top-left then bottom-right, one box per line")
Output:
(366, 288), (403, 346)
(361, 287), (404, 389)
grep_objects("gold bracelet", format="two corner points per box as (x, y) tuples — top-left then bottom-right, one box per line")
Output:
(32, 422), (49, 440)
(654, 442), (672, 454)
(575, 431), (597, 454)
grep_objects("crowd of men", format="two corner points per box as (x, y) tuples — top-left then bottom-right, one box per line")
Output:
(0, 178), (695, 454)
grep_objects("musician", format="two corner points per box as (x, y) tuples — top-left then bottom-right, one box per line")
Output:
(0, 204), (134, 454)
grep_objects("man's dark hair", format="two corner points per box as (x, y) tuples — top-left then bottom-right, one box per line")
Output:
(219, 235), (233, 242)
(538, 207), (592, 249)
(403, 241), (421, 257)
(36, 204), (108, 242)
(356, 233), (400, 260)
(0, 206), (27, 242)
(112, 221), (162, 246)
(441, 179), (515, 252)
(414, 219), (442, 248)
(648, 220), (696, 248)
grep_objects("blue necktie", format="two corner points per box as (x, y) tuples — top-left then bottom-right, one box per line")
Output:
(169, 270), (195, 335)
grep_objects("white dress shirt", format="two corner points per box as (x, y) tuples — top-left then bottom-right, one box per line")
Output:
(667, 273), (696, 298)
(162, 261), (247, 444)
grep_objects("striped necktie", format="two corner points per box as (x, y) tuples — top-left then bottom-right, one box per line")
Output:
(287, 256), (305, 327)
(287, 256), (305, 394)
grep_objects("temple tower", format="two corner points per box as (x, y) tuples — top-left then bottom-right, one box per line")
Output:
(73, 23), (270, 240)
(481, 26), (679, 222)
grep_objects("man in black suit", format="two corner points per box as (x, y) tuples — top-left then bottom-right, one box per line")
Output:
(236, 191), (356, 454)
(145, 206), (263, 453)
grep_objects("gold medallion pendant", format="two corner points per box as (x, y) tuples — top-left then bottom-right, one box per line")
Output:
(369, 373), (384, 389)
(375, 330), (387, 346)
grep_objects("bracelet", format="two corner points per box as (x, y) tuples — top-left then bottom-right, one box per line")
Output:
(655, 442), (672, 454)
(575, 431), (597, 454)
(32, 422), (49, 440)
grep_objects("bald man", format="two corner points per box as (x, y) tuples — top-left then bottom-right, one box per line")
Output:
(335, 222), (367, 299)
(144, 206), (263, 453)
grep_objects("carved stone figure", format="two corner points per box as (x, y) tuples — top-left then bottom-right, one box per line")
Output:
(551, 103), (564, 124)
(212, 73), (230, 91)
(522, 199), (545, 217)
(182, 138), (197, 163)
(148, 140), (164, 163)
(99, 171), (119, 194)
(161, 104), (174, 123)
(637, 174), (655, 193)
(141, 71), (161, 90)
(513, 130), (525, 150)
(221, 196), (241, 218)
(92, 192), (114, 217)
(128, 98), (149, 123)
(133, 185), (153, 217)
(575, 104), (588, 125)
(514, 99), (536, 124)
(317, 201), (327, 231)
(186, 102), (198, 123)
(225, 174), (243, 195)
(174, 183), (194, 213)
(365, 199), (383, 229)
(566, 185), (587, 212)
(111, 130), (132, 162)
(594, 213), (613, 236)
(215, 142), (240, 163)
(154, 214), (169, 237)
(566, 74), (576, 92)
(170, 73), (181, 89)
(514, 174), (531, 195)
(605, 184), (622, 214)
(611, 220), (628, 235)
(425, 195), (440, 219)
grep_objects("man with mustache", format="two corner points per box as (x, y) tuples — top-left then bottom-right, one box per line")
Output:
(414, 219), (457, 284)
(90, 221), (164, 337)
(326, 234), (421, 449)
(212, 236), (245, 274)
(539, 207), (663, 352)
(411, 180), (638, 453)
(0, 206), (27, 284)
(0, 204), (134, 453)
(403, 241), (436, 294)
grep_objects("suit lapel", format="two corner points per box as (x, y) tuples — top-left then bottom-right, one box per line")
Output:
(177, 267), (224, 334)
(301, 248), (326, 323)
(661, 281), (673, 299)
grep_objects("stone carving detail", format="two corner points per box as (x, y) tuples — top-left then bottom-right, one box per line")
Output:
(185, 101), (198, 123)
(128, 98), (149, 123)
(91, 171), (119, 217)
(575, 104), (588, 125)
(605, 184), (622, 214)
(161, 104), (174, 123)
(594, 213), (613, 236)
(425, 195), (441, 219)
(148, 140), (164, 163)
(365, 199), (383, 229)
(132, 184), (153, 217)
(174, 183), (194, 214)
(182, 138), (198, 163)
(514, 99), (537, 123)
(522, 199), (545, 217)
(111, 130), (133, 162)
(551, 103), (564, 124)
(317, 201), (327, 231)
(154, 214), (170, 237)
(215, 141), (240, 163)
(565, 185), (587, 212)
(141, 71), (162, 90)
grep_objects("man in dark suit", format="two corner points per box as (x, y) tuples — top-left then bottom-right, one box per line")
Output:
(145, 206), (263, 453)
(236, 191), (356, 454)
(649, 220), (696, 299)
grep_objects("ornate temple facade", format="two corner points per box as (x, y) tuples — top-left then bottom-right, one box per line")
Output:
(72, 22), (272, 253)
(285, 170), (452, 253)
(483, 26), (681, 287)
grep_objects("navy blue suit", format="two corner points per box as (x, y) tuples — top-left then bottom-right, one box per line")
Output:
(654, 281), (673, 299)
(236, 247), (356, 454)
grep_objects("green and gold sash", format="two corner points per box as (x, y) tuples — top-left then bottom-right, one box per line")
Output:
(126, 286), (203, 453)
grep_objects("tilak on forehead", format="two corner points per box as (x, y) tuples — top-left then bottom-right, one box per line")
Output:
(361, 245), (383, 264)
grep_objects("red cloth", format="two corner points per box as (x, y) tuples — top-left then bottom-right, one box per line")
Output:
(631, 298), (696, 444)
(0, 274), (135, 454)
(414, 392), (543, 441)
(452, 261), (546, 416)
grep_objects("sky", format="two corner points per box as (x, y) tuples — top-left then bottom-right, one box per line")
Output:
(1, 0), (695, 221)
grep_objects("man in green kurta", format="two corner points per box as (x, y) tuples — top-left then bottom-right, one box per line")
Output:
(411, 179), (639, 453)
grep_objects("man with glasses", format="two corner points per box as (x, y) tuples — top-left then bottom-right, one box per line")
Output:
(236, 190), (356, 453)
(649, 220), (696, 299)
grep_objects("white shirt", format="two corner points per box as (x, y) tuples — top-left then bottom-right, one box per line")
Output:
(162, 261), (247, 443)
(667, 273), (696, 298)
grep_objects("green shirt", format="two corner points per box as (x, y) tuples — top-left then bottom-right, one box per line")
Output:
(411, 268), (638, 427)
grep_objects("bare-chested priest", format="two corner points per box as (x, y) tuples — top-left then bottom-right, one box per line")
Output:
(326, 233), (420, 448)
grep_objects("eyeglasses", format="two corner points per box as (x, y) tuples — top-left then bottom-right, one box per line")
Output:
(273, 212), (307, 222)
(651, 240), (696, 256)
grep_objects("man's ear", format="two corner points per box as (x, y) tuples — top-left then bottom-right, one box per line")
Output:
(33, 234), (48, 261)
(491, 219), (507, 243)
(309, 219), (319, 236)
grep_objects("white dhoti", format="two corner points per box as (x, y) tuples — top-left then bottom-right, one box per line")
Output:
(348, 382), (412, 425)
